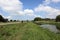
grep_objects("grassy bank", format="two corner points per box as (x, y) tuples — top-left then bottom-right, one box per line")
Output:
(34, 21), (60, 30)
(0, 22), (60, 40)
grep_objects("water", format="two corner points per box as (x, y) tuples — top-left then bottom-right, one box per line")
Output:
(40, 24), (60, 33)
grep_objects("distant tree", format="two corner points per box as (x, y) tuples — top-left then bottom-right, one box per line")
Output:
(34, 17), (42, 21)
(10, 20), (13, 22)
(21, 21), (23, 23)
(14, 20), (16, 22)
(56, 15), (60, 22)
(44, 18), (51, 21)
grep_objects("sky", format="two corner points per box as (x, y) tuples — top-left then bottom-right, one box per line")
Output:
(0, 0), (60, 20)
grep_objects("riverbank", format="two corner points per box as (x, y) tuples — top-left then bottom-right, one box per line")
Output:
(0, 22), (60, 40)
(34, 21), (60, 30)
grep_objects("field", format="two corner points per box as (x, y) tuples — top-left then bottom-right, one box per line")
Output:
(0, 22), (60, 40)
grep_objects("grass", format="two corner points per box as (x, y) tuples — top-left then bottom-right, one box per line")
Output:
(34, 21), (60, 30)
(0, 22), (60, 40)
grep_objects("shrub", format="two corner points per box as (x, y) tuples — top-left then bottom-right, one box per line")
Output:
(56, 15), (60, 22)
(34, 17), (42, 21)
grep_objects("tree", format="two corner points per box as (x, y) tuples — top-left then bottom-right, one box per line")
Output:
(10, 20), (13, 22)
(0, 15), (5, 22)
(44, 18), (51, 21)
(34, 17), (42, 21)
(14, 20), (16, 22)
(0, 15), (8, 22)
(21, 21), (23, 23)
(56, 15), (60, 22)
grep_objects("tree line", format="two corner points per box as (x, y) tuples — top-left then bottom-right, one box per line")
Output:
(0, 15), (19, 22)
(33, 15), (60, 22)
(0, 15), (60, 22)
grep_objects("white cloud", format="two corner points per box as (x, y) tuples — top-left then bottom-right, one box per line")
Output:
(51, 0), (60, 3)
(34, 0), (60, 18)
(0, 0), (36, 20)
(18, 11), (25, 15)
(34, 5), (60, 18)
(24, 9), (34, 16)
(0, 0), (35, 17)
(0, 0), (23, 17)
(34, 15), (42, 18)
(18, 9), (42, 18)
(4, 16), (11, 19)
(0, 0), (60, 20)
(0, 13), (11, 19)
(0, 0), (23, 11)
(35, 5), (58, 13)
(18, 9), (34, 16)
(43, 0), (51, 5)
(42, 0), (60, 5)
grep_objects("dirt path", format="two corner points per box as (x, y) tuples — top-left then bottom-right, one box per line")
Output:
(0, 22), (20, 25)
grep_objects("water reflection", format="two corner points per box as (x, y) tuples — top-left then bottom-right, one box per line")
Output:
(40, 24), (60, 33)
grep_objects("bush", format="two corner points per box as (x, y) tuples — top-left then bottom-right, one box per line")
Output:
(10, 20), (13, 22)
(21, 21), (23, 23)
(14, 20), (16, 22)
(34, 17), (42, 21)
(56, 15), (60, 22)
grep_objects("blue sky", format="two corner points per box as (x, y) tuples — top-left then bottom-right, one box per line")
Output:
(48, 2), (60, 9)
(20, 0), (45, 9)
(0, 0), (60, 20)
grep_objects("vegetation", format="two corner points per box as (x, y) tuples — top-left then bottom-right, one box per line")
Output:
(0, 15), (8, 22)
(0, 15), (60, 40)
(34, 17), (42, 21)
(10, 20), (12, 22)
(33, 17), (55, 22)
(56, 15), (60, 22)
(33, 15), (60, 30)
(0, 22), (60, 40)
(34, 21), (60, 30)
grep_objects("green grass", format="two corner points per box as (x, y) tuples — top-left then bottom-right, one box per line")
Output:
(34, 21), (60, 30)
(0, 22), (60, 40)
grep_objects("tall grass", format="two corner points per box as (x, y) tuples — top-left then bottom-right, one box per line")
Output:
(0, 22), (60, 40)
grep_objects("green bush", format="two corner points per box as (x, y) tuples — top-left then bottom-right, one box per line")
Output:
(56, 15), (60, 22)
(34, 17), (42, 21)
